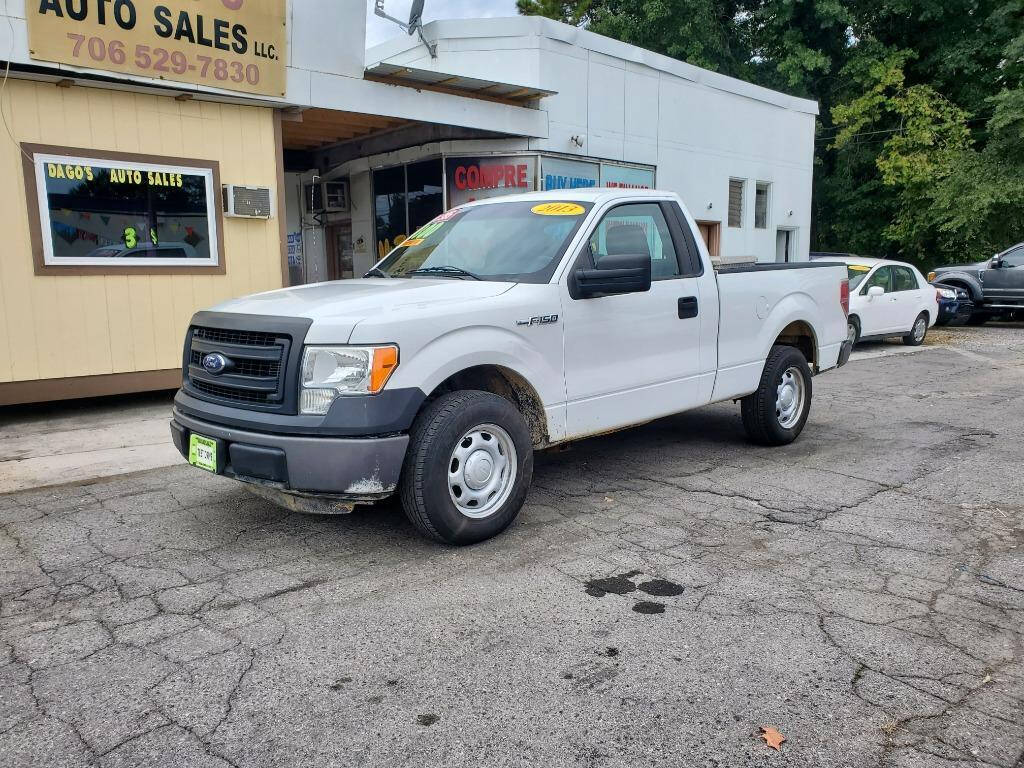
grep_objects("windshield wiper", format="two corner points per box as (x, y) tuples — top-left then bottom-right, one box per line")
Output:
(406, 266), (482, 281)
(364, 267), (391, 278)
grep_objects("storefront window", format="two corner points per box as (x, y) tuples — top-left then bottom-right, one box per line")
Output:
(30, 150), (219, 267)
(445, 155), (537, 208)
(406, 159), (443, 237)
(373, 165), (407, 259)
(374, 161), (443, 259)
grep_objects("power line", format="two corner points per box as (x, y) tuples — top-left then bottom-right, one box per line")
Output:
(816, 115), (993, 143)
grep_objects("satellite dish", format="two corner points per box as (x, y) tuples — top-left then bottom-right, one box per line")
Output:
(408, 0), (425, 33)
(374, 0), (437, 58)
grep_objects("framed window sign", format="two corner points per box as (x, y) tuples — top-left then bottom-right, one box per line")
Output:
(22, 144), (225, 275)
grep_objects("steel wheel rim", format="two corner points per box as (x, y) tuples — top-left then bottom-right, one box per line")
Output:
(775, 366), (806, 430)
(913, 317), (926, 342)
(448, 423), (517, 519)
(847, 321), (858, 345)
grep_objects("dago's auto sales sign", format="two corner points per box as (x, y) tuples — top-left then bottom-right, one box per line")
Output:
(27, 0), (286, 97)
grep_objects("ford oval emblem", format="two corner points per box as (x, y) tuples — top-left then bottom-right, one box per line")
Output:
(202, 353), (229, 375)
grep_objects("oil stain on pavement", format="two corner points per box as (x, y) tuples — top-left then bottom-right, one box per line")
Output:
(584, 572), (685, 615)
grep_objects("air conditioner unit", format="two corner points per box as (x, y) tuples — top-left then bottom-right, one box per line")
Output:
(324, 181), (349, 212)
(223, 185), (273, 219)
(304, 181), (349, 214)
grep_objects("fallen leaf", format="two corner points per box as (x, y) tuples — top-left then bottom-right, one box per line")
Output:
(760, 726), (786, 751)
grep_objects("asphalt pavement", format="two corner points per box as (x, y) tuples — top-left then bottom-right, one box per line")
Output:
(1, 323), (1022, 767)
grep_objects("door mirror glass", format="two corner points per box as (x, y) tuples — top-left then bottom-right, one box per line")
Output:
(573, 252), (652, 298)
(867, 285), (885, 298)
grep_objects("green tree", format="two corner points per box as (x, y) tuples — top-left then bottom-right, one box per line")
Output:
(518, 0), (1024, 266)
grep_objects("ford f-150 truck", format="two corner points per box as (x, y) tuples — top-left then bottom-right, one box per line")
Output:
(171, 190), (853, 545)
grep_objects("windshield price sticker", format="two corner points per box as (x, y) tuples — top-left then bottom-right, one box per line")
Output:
(532, 202), (586, 216)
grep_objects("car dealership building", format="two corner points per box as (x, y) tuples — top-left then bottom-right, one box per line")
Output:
(0, 0), (816, 404)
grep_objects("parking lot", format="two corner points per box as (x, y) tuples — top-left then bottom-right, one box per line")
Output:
(1, 323), (1022, 768)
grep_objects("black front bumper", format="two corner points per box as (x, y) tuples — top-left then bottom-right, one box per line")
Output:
(171, 404), (409, 499)
(938, 300), (974, 323)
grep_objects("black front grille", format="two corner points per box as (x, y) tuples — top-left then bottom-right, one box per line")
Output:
(192, 327), (279, 347)
(191, 379), (275, 405)
(184, 324), (290, 411)
(189, 350), (280, 378)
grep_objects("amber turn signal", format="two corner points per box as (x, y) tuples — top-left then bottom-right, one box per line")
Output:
(369, 346), (399, 393)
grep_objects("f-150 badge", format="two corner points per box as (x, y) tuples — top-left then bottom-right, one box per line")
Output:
(516, 315), (559, 327)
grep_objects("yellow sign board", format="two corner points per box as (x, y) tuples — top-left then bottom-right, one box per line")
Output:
(531, 202), (586, 216)
(27, 0), (286, 97)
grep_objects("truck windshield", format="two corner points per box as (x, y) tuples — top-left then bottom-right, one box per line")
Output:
(374, 200), (593, 283)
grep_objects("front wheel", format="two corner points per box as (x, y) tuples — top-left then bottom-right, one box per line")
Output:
(741, 345), (813, 446)
(399, 390), (534, 545)
(903, 313), (929, 346)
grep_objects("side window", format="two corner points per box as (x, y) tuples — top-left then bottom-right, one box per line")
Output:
(892, 266), (918, 291)
(589, 203), (682, 280)
(863, 266), (893, 294)
(1002, 247), (1024, 267)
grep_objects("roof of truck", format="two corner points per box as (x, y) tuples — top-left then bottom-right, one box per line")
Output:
(464, 189), (677, 207)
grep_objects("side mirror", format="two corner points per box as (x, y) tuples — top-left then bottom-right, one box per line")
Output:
(867, 285), (885, 298)
(991, 257), (1003, 268)
(572, 253), (652, 299)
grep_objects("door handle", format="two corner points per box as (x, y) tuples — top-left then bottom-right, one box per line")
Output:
(678, 296), (699, 319)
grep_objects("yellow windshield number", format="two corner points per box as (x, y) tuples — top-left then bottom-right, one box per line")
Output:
(531, 202), (586, 216)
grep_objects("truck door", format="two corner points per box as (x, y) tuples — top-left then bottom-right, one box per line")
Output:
(559, 201), (708, 438)
(983, 246), (1024, 303)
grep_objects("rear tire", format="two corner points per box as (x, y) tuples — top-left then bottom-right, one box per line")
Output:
(741, 345), (813, 447)
(903, 312), (929, 346)
(847, 316), (861, 347)
(399, 390), (533, 546)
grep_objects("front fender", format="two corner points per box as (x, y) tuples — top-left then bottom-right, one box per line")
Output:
(934, 271), (984, 300)
(386, 325), (563, 408)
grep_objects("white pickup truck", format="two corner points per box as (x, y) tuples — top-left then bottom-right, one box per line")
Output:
(171, 190), (852, 545)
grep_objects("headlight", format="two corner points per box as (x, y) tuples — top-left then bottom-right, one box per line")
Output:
(300, 345), (399, 415)
(938, 288), (957, 299)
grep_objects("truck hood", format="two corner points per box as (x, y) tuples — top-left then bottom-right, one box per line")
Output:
(933, 261), (988, 272)
(210, 278), (515, 337)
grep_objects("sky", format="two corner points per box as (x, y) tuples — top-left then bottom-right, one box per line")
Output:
(365, 0), (520, 48)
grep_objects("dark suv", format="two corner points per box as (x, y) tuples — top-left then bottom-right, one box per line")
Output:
(929, 243), (1024, 324)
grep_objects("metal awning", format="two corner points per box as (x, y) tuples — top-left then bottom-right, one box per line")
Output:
(363, 63), (556, 105)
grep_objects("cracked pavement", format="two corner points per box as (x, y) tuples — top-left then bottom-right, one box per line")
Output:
(1, 325), (1023, 767)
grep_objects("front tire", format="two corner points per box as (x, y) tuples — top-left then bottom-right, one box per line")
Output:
(741, 345), (813, 446)
(399, 390), (534, 545)
(966, 312), (988, 326)
(903, 312), (929, 346)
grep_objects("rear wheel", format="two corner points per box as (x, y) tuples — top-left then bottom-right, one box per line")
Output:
(399, 390), (533, 545)
(741, 345), (813, 446)
(903, 312), (929, 346)
(847, 316), (861, 347)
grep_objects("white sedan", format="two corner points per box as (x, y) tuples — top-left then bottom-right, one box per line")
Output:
(813, 255), (939, 347)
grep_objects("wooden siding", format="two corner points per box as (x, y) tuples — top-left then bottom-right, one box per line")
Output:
(0, 80), (283, 384)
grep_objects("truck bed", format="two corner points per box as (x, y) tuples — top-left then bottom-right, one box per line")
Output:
(711, 261), (848, 402)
